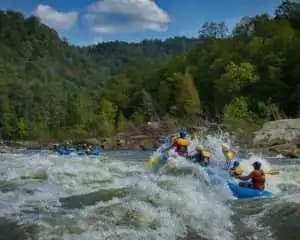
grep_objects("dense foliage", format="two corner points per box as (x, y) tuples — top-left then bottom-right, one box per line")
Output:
(0, 1), (299, 140)
(108, 0), (300, 133)
(0, 11), (196, 140)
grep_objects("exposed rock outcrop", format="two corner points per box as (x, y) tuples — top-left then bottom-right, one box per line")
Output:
(253, 118), (300, 158)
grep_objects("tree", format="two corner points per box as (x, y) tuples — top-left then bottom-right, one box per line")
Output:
(174, 70), (201, 116)
(95, 98), (117, 136)
(105, 74), (131, 110)
(65, 93), (82, 128)
(233, 14), (271, 38)
(215, 62), (259, 102)
(158, 80), (171, 114)
(223, 97), (261, 141)
(116, 111), (128, 132)
(275, 1), (300, 29)
(199, 22), (228, 39)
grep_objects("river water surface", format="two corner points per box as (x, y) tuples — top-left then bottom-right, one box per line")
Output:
(0, 145), (299, 240)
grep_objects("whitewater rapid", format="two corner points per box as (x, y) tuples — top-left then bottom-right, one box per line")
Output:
(0, 137), (299, 240)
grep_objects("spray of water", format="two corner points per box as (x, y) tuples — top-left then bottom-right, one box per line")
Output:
(0, 134), (299, 240)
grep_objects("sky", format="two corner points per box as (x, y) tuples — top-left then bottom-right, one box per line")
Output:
(0, 0), (282, 45)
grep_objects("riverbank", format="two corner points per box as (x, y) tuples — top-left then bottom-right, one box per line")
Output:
(1, 118), (299, 158)
(0, 119), (212, 152)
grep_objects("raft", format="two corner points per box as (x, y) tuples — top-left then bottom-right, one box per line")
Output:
(227, 180), (272, 199)
(56, 148), (100, 156)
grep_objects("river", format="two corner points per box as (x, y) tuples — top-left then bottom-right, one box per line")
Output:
(0, 139), (300, 240)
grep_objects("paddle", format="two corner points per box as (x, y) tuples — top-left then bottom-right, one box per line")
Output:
(265, 170), (280, 176)
(145, 136), (172, 168)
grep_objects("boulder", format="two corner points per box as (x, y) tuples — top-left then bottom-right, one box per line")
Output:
(72, 138), (100, 145)
(269, 142), (300, 158)
(253, 118), (300, 158)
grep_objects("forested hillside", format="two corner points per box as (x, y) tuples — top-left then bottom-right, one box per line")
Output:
(106, 0), (300, 136)
(0, 1), (299, 141)
(0, 11), (196, 140)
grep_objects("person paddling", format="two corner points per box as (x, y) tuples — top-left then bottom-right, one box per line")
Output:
(238, 161), (266, 190)
(230, 161), (243, 177)
(222, 144), (238, 169)
(166, 131), (190, 157)
(189, 145), (211, 166)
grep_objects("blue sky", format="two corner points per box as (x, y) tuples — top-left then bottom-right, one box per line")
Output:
(0, 0), (282, 45)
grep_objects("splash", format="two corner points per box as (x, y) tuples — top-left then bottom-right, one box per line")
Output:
(0, 139), (299, 240)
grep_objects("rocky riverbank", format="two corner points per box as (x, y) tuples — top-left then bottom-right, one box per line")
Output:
(253, 118), (300, 158)
(0, 119), (218, 152)
(1, 119), (299, 158)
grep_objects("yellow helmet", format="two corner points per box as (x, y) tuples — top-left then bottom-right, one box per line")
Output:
(222, 144), (230, 152)
(196, 145), (204, 152)
(225, 151), (234, 161)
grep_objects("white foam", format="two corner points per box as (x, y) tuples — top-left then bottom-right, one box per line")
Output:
(0, 137), (298, 240)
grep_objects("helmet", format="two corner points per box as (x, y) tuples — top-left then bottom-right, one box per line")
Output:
(222, 144), (230, 152)
(233, 161), (240, 167)
(179, 131), (186, 138)
(252, 161), (261, 169)
(196, 145), (204, 152)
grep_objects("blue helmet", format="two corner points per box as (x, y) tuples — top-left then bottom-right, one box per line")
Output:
(233, 161), (240, 167)
(179, 131), (186, 138)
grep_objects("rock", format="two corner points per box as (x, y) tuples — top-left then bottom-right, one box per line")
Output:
(147, 121), (160, 129)
(253, 118), (300, 146)
(0, 145), (9, 153)
(253, 118), (300, 158)
(72, 138), (100, 145)
(269, 142), (300, 158)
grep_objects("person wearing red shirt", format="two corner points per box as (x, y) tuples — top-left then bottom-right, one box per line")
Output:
(238, 161), (266, 190)
(166, 131), (190, 157)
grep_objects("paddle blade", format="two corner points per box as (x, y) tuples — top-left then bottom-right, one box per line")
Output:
(266, 170), (280, 175)
(145, 155), (160, 167)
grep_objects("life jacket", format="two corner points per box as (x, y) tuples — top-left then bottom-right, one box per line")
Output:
(251, 170), (265, 190)
(195, 150), (211, 164)
(202, 150), (211, 159)
(224, 150), (234, 161)
(232, 166), (243, 176)
(175, 138), (189, 154)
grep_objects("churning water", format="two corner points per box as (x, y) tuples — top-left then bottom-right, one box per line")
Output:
(0, 136), (299, 240)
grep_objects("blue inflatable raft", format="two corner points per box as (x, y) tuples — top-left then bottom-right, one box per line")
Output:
(227, 180), (272, 199)
(56, 148), (100, 156)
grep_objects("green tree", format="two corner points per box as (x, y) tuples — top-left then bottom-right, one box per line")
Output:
(215, 62), (259, 102)
(116, 111), (128, 132)
(275, 0), (300, 28)
(96, 99), (117, 136)
(105, 74), (131, 110)
(223, 97), (261, 141)
(199, 22), (228, 39)
(158, 80), (171, 114)
(173, 71), (201, 116)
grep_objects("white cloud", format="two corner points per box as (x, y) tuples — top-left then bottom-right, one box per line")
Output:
(85, 0), (170, 33)
(34, 4), (78, 30)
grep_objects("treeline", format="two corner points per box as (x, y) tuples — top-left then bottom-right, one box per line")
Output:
(86, 37), (198, 74)
(0, 10), (196, 140)
(0, 1), (299, 140)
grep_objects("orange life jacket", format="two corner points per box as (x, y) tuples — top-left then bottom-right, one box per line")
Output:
(251, 170), (265, 190)
(175, 138), (189, 154)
